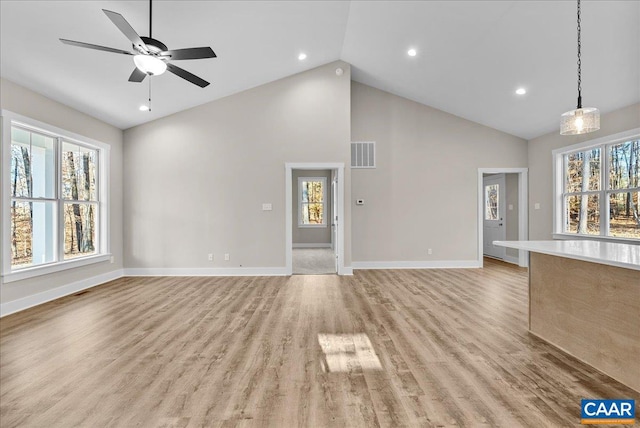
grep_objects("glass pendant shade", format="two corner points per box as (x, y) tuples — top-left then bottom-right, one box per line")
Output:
(133, 55), (167, 76)
(560, 107), (600, 135)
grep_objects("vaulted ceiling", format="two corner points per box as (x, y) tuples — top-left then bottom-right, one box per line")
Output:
(1, 1), (638, 139)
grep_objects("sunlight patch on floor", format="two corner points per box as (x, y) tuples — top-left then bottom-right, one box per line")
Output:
(318, 333), (382, 372)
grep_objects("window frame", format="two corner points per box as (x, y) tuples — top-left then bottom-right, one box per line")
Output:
(552, 127), (640, 243)
(1, 110), (111, 283)
(297, 176), (327, 228)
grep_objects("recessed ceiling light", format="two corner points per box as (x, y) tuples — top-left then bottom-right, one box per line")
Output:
(407, 48), (417, 57)
(515, 88), (527, 95)
(298, 53), (307, 61)
(139, 105), (150, 111)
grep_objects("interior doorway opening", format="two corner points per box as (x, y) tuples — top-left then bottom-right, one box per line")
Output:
(285, 163), (345, 275)
(477, 168), (528, 268)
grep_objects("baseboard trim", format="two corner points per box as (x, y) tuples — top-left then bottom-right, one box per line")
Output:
(352, 260), (480, 270)
(503, 255), (520, 265)
(123, 267), (288, 277)
(342, 266), (354, 275)
(292, 243), (332, 248)
(0, 269), (124, 317)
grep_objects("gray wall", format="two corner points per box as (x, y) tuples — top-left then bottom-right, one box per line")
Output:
(123, 61), (352, 269)
(505, 173), (519, 259)
(351, 82), (528, 262)
(528, 103), (640, 240)
(0, 78), (124, 303)
(292, 169), (331, 245)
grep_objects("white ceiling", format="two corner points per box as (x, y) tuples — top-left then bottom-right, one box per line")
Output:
(1, 1), (638, 140)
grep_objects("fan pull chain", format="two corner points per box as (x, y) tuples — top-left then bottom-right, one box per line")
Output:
(148, 79), (152, 112)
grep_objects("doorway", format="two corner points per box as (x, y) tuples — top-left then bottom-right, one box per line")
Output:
(483, 174), (506, 260)
(285, 163), (345, 275)
(477, 168), (528, 267)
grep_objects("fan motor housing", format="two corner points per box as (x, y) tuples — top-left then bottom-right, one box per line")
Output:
(139, 37), (167, 55)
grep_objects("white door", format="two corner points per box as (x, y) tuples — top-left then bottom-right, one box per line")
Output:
(331, 173), (338, 272)
(483, 174), (506, 259)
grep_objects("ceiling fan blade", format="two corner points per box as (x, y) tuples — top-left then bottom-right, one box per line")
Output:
(60, 38), (133, 55)
(128, 68), (147, 83)
(102, 9), (147, 53)
(166, 63), (210, 88)
(161, 47), (216, 60)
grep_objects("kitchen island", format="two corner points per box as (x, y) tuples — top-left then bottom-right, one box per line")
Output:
(494, 240), (640, 392)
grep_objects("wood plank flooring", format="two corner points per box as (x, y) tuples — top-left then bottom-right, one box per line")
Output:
(1, 259), (638, 427)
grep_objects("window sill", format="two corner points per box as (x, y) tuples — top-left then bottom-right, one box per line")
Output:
(297, 224), (328, 228)
(553, 233), (640, 245)
(2, 254), (112, 283)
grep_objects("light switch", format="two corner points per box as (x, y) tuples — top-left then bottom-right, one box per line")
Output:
(508, 204), (513, 211)
(534, 203), (540, 210)
(262, 203), (272, 211)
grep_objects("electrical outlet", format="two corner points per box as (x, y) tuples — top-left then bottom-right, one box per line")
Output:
(428, 248), (433, 255)
(110, 256), (115, 264)
(208, 254), (213, 261)
(224, 253), (230, 261)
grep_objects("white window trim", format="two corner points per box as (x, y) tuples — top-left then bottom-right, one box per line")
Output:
(552, 127), (640, 242)
(297, 176), (327, 228)
(1, 110), (111, 283)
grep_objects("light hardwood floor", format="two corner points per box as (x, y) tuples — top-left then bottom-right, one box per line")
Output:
(1, 259), (638, 427)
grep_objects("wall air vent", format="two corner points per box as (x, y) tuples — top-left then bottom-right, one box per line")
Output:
(351, 141), (376, 168)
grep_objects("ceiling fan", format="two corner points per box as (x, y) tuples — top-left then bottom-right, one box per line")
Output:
(60, 0), (216, 88)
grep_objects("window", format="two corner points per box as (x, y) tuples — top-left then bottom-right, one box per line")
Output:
(554, 130), (640, 241)
(485, 184), (499, 220)
(3, 111), (109, 280)
(298, 177), (326, 227)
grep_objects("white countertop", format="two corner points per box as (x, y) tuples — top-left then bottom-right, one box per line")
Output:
(493, 240), (640, 271)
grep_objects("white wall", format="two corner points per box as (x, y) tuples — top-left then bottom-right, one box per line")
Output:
(292, 169), (332, 245)
(351, 82), (528, 264)
(528, 103), (640, 240)
(123, 62), (351, 271)
(0, 78), (124, 304)
(505, 173), (519, 259)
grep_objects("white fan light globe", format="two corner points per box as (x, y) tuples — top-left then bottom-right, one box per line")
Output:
(134, 55), (167, 76)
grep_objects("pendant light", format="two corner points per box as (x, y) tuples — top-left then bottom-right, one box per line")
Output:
(560, 0), (600, 135)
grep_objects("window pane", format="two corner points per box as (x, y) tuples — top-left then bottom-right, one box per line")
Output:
(609, 140), (640, 190)
(564, 194), (600, 235)
(64, 203), (97, 259)
(485, 184), (498, 220)
(309, 181), (323, 203)
(565, 149), (600, 193)
(301, 202), (324, 225)
(62, 142), (98, 201)
(10, 201), (56, 268)
(609, 191), (640, 239)
(301, 180), (324, 204)
(11, 127), (56, 198)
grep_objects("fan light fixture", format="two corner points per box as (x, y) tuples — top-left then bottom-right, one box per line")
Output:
(134, 54), (167, 76)
(560, 0), (599, 135)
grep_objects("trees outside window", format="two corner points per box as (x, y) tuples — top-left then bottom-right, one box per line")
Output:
(9, 124), (102, 270)
(298, 177), (326, 227)
(557, 136), (639, 240)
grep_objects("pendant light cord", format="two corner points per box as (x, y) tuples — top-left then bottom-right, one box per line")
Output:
(576, 0), (582, 108)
